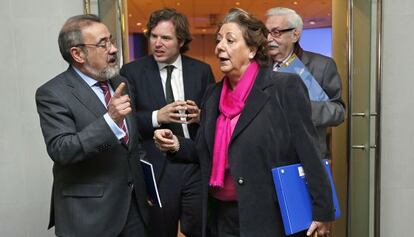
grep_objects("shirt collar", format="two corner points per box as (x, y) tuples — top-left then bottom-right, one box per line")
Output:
(275, 49), (294, 66)
(157, 54), (182, 72)
(72, 66), (100, 87)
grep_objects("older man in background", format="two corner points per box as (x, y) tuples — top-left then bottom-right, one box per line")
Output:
(266, 7), (345, 160)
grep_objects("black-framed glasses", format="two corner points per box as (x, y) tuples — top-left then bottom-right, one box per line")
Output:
(75, 38), (116, 51)
(268, 27), (295, 38)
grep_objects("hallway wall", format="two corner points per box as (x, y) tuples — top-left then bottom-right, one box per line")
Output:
(0, 0), (82, 236)
(380, 0), (414, 236)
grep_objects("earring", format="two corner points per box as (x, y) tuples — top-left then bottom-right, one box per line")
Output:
(249, 53), (254, 59)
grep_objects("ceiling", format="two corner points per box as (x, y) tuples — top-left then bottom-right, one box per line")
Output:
(126, 0), (332, 34)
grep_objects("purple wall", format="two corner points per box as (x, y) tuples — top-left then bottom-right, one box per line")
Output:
(300, 27), (332, 57)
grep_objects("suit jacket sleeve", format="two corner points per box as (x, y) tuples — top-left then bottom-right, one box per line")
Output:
(310, 58), (345, 127)
(280, 74), (335, 221)
(204, 64), (216, 85)
(165, 137), (198, 164)
(36, 85), (119, 165)
(120, 65), (155, 138)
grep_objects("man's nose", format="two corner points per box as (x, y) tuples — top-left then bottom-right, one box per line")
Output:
(267, 32), (274, 41)
(109, 43), (118, 53)
(155, 38), (163, 47)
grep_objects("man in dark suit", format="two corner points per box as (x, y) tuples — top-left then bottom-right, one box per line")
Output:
(120, 8), (214, 237)
(36, 14), (149, 237)
(265, 7), (345, 160)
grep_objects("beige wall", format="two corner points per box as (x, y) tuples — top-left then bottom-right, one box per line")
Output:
(0, 0), (82, 236)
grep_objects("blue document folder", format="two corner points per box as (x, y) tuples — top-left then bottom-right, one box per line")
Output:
(140, 159), (162, 208)
(272, 160), (340, 235)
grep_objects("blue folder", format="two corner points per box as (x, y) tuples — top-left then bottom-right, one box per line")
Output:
(272, 160), (340, 235)
(140, 159), (162, 208)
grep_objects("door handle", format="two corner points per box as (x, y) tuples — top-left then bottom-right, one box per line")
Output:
(351, 144), (377, 150)
(352, 145), (366, 150)
(352, 112), (378, 117)
(352, 112), (366, 117)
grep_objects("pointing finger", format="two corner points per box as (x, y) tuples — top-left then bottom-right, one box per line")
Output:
(113, 82), (126, 98)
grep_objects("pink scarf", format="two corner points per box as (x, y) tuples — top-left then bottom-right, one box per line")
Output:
(209, 61), (259, 187)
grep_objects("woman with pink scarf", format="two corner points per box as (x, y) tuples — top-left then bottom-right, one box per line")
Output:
(154, 8), (333, 237)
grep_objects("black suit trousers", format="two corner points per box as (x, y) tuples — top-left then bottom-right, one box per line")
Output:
(148, 161), (202, 237)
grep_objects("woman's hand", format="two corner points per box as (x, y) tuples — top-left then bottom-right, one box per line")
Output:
(153, 129), (180, 152)
(307, 221), (332, 237)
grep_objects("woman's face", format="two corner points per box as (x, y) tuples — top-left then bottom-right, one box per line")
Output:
(215, 22), (255, 80)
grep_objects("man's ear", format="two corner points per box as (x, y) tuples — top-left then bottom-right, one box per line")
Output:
(179, 40), (185, 49)
(70, 47), (86, 64)
(292, 29), (301, 43)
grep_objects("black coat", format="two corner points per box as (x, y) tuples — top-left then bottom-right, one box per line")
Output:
(175, 67), (335, 237)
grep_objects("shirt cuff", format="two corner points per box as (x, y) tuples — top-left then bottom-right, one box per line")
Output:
(152, 110), (161, 128)
(103, 113), (126, 140)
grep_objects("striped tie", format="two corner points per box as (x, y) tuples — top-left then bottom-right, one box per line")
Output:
(98, 81), (129, 144)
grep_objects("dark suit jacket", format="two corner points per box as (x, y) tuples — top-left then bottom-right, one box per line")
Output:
(174, 67), (335, 237)
(120, 54), (214, 177)
(35, 67), (149, 237)
(300, 51), (345, 158)
(120, 55), (214, 237)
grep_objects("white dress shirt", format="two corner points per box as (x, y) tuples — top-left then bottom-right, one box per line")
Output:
(152, 55), (190, 138)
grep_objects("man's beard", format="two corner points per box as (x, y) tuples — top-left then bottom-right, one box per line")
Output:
(84, 58), (120, 80)
(98, 64), (120, 80)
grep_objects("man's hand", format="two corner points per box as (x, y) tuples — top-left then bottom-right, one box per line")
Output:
(185, 100), (201, 124)
(153, 129), (179, 152)
(157, 101), (188, 124)
(307, 221), (332, 237)
(107, 82), (131, 125)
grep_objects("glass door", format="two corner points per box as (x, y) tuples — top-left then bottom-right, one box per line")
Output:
(348, 0), (379, 236)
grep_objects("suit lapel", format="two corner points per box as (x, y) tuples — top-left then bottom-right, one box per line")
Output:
(182, 56), (194, 100)
(66, 67), (107, 118)
(230, 68), (271, 142)
(299, 51), (311, 68)
(147, 56), (168, 108)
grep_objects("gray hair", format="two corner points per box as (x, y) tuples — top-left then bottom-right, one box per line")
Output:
(266, 7), (303, 35)
(58, 14), (101, 64)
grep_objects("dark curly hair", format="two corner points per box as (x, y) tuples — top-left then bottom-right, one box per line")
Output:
(218, 8), (269, 66)
(146, 8), (192, 54)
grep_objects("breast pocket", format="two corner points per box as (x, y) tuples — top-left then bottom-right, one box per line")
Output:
(62, 184), (105, 198)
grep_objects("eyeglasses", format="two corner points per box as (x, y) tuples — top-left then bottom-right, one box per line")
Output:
(75, 38), (116, 51)
(268, 27), (295, 38)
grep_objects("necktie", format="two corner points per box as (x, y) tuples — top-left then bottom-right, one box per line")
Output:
(98, 81), (129, 144)
(164, 65), (184, 137)
(165, 65), (175, 103)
